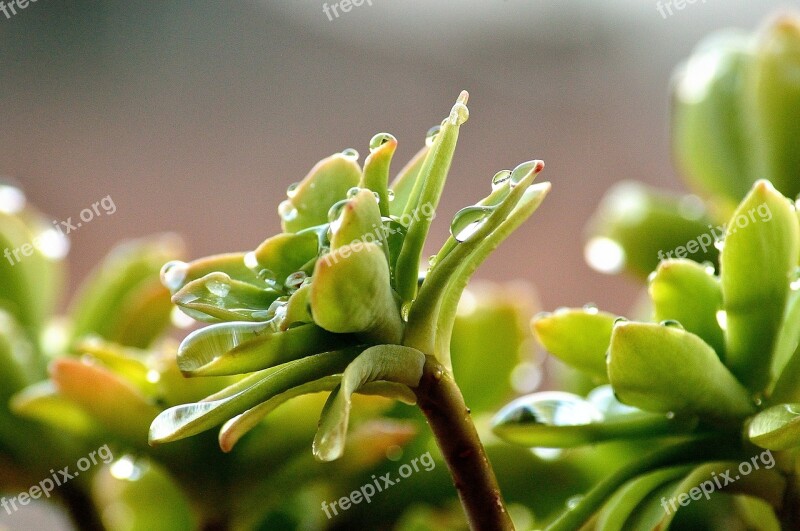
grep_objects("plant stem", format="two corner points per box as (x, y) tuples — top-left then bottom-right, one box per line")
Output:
(60, 482), (105, 531)
(413, 356), (514, 531)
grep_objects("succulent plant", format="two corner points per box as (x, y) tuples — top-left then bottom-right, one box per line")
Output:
(149, 91), (550, 529)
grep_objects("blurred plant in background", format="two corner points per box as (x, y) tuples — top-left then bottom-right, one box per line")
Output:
(494, 13), (800, 530)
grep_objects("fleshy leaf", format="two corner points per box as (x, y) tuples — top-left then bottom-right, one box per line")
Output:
(720, 180), (799, 391)
(361, 133), (397, 216)
(160, 252), (263, 295)
(51, 358), (160, 445)
(10, 381), (101, 438)
(584, 182), (718, 279)
(389, 146), (428, 217)
(649, 259), (725, 358)
(177, 321), (347, 376)
(280, 153), (362, 233)
(172, 272), (280, 322)
(532, 308), (617, 380)
(312, 344), (425, 461)
(252, 230), (320, 285)
(492, 391), (694, 448)
(608, 322), (755, 422)
(311, 241), (402, 344)
(149, 348), (360, 444)
(748, 403), (800, 450)
(330, 188), (384, 251)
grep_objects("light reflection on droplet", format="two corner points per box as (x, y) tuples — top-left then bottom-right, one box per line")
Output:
(584, 237), (625, 274)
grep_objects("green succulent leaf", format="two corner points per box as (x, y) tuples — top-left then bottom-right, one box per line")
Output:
(311, 241), (402, 344)
(280, 153), (362, 233)
(649, 259), (726, 358)
(608, 322), (755, 422)
(149, 348), (360, 444)
(50, 358), (160, 446)
(252, 230), (320, 285)
(585, 182), (718, 279)
(10, 381), (101, 438)
(0, 309), (42, 397)
(313, 344), (425, 461)
(748, 403), (800, 450)
(672, 30), (756, 209)
(720, 180), (799, 392)
(161, 252), (264, 296)
(330, 188), (384, 251)
(596, 465), (695, 531)
(69, 235), (182, 349)
(361, 133), (397, 216)
(748, 16), (800, 199)
(532, 308), (617, 381)
(172, 272), (280, 322)
(768, 289), (800, 403)
(282, 283), (313, 329)
(177, 321), (348, 376)
(389, 146), (428, 217)
(492, 391), (695, 448)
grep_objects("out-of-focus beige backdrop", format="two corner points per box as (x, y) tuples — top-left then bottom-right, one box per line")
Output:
(0, 1), (796, 528)
(0, 1), (793, 316)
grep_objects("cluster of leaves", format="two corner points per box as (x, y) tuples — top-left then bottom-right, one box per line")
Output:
(493, 14), (800, 530)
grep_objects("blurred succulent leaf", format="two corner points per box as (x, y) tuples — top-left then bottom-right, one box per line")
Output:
(0, 309), (42, 397)
(70, 234), (183, 348)
(451, 283), (535, 412)
(172, 272), (279, 323)
(720, 180), (799, 392)
(280, 153), (362, 233)
(672, 31), (756, 210)
(608, 322), (755, 422)
(361, 133), (397, 216)
(313, 344), (425, 461)
(76, 337), (154, 395)
(330, 189), (384, 250)
(596, 465), (695, 531)
(585, 182), (718, 279)
(390, 146), (428, 217)
(177, 321), (347, 376)
(10, 381), (101, 438)
(311, 241), (402, 344)
(532, 308), (616, 381)
(649, 259), (726, 358)
(748, 403), (800, 450)
(748, 16), (800, 199)
(50, 358), (160, 445)
(149, 348), (360, 444)
(492, 391), (694, 448)
(252, 230), (320, 283)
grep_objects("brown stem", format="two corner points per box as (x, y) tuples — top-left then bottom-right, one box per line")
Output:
(414, 356), (514, 531)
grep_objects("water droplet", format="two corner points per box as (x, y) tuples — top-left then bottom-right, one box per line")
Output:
(584, 237), (626, 275)
(243, 251), (259, 270)
(449, 102), (469, 126)
(713, 238), (725, 251)
(666, 411), (676, 420)
(586, 385), (639, 418)
(531, 447), (562, 461)
(257, 268), (277, 288)
(369, 132), (396, 151)
(387, 189), (395, 201)
(450, 205), (493, 242)
(613, 316), (628, 325)
(428, 255), (437, 267)
(206, 276), (231, 298)
(146, 369), (161, 384)
(754, 396), (763, 407)
(401, 301), (412, 322)
(285, 271), (307, 292)
(582, 303), (599, 315)
(702, 261), (716, 275)
(660, 319), (684, 329)
(491, 170), (511, 190)
(278, 200), (298, 222)
(510, 160), (543, 186)
(160, 260), (189, 292)
(110, 455), (146, 482)
(425, 125), (441, 147)
(372, 191), (381, 203)
(346, 186), (361, 199)
(0, 183), (25, 214)
(493, 391), (604, 429)
(327, 199), (349, 223)
(34, 228), (70, 260)
(566, 495), (584, 510)
(716, 310), (728, 330)
(341, 148), (359, 160)
(286, 182), (300, 198)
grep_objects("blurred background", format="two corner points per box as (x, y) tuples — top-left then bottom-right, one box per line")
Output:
(0, 0), (795, 318)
